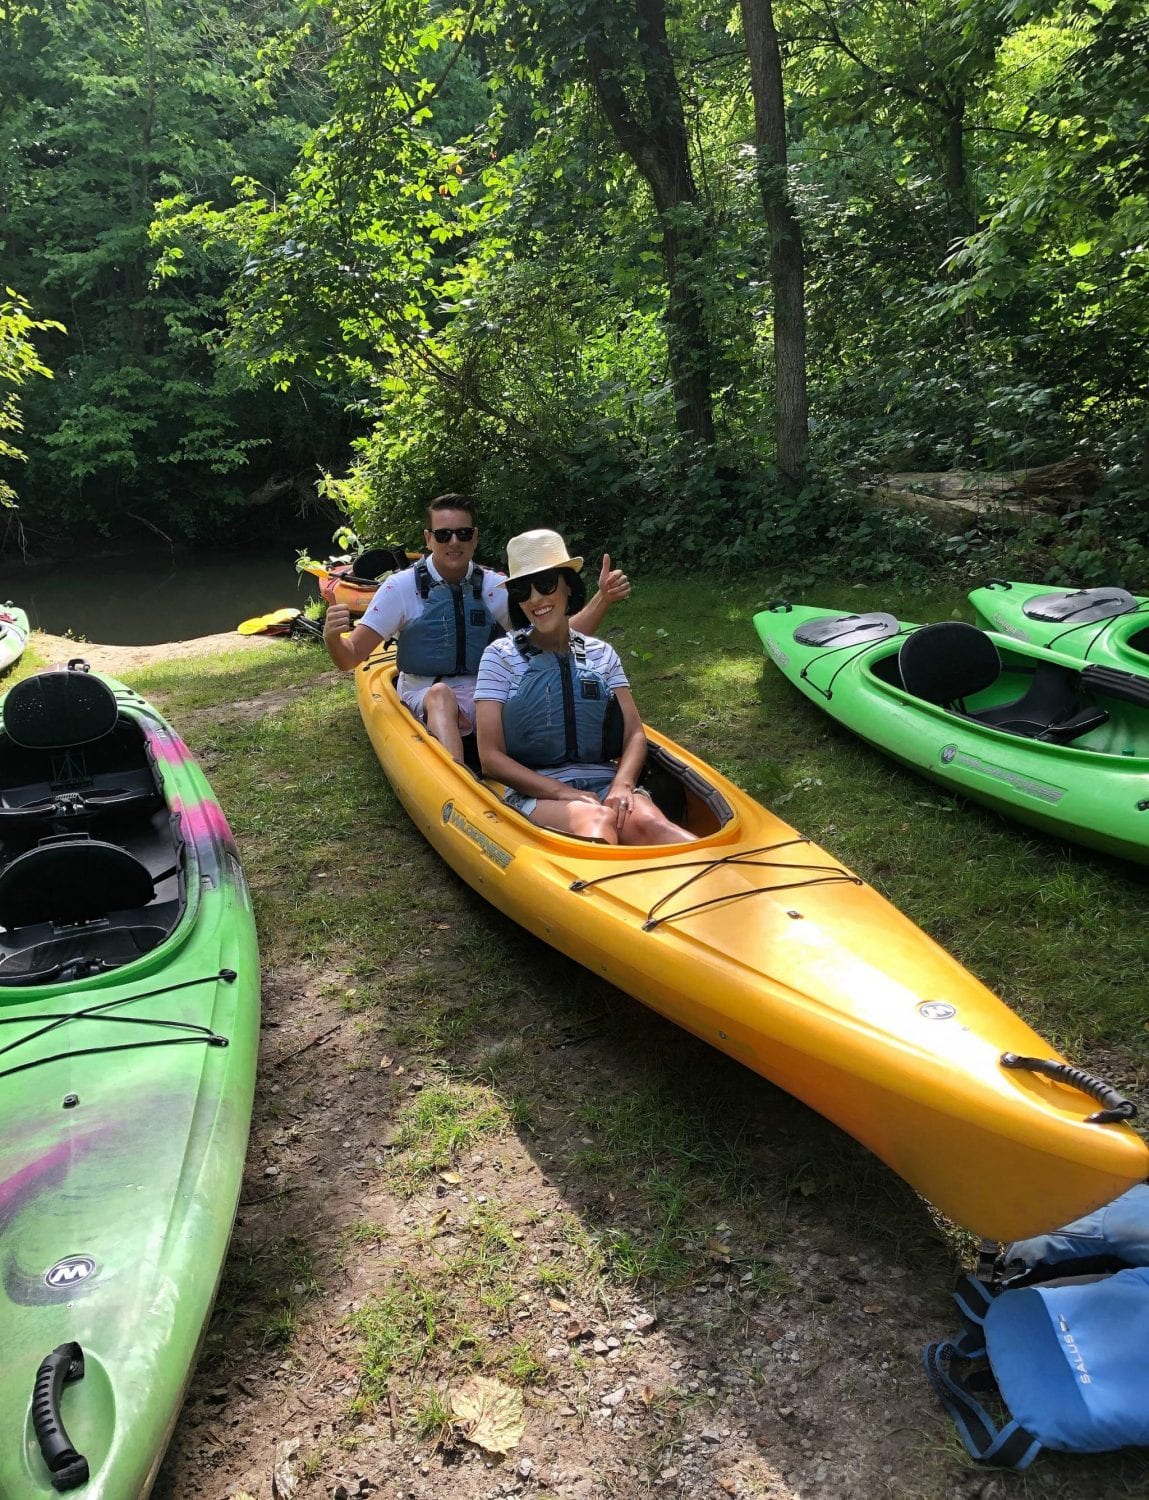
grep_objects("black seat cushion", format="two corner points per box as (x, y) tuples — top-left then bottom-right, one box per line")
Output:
(898, 622), (1001, 706)
(2, 669), (119, 750)
(0, 837), (155, 929)
(350, 547), (411, 583)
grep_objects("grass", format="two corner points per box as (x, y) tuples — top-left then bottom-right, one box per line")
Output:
(16, 572), (1147, 1497)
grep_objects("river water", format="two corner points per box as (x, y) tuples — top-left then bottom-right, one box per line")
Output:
(2, 546), (333, 645)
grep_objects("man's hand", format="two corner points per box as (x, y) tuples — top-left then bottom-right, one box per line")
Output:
(597, 553), (630, 603)
(324, 604), (352, 640)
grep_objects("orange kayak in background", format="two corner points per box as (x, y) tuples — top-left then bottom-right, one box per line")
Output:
(299, 547), (420, 614)
(353, 654), (1149, 1242)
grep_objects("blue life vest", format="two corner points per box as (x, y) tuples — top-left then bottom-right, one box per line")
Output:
(501, 633), (624, 769)
(924, 1185), (1149, 1467)
(395, 561), (502, 677)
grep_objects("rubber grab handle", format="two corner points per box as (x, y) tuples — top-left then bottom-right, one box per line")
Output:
(1001, 1052), (1139, 1124)
(982, 578), (1012, 590)
(32, 1343), (90, 1491)
(764, 600), (792, 613)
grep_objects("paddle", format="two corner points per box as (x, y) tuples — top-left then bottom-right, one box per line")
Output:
(236, 607), (302, 636)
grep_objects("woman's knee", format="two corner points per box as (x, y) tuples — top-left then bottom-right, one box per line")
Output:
(624, 799), (677, 842)
(569, 804), (618, 842)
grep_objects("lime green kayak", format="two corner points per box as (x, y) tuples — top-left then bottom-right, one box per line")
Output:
(970, 579), (1149, 675)
(0, 604), (29, 675)
(753, 602), (1149, 864)
(0, 663), (260, 1497)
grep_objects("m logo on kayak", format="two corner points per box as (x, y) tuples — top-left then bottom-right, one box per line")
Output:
(919, 1001), (957, 1020)
(44, 1255), (96, 1289)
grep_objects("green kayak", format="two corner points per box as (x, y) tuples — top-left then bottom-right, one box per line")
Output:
(753, 603), (1149, 865)
(0, 604), (30, 675)
(970, 578), (1149, 675)
(0, 663), (259, 1497)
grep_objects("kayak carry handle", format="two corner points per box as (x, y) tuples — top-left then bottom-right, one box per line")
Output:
(764, 600), (792, 613)
(32, 1342), (90, 1491)
(1000, 1053), (1138, 1125)
(982, 579), (1012, 590)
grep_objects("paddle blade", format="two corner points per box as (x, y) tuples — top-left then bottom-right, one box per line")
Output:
(237, 607), (301, 636)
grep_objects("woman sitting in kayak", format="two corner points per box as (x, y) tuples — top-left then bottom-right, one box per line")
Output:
(474, 530), (695, 845)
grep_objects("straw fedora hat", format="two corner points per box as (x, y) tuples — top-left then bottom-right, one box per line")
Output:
(500, 529), (583, 584)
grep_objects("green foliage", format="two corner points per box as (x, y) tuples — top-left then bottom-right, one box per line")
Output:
(0, 0), (350, 540)
(0, 288), (63, 507)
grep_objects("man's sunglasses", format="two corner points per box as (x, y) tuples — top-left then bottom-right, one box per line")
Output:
(429, 526), (475, 543)
(506, 568), (562, 605)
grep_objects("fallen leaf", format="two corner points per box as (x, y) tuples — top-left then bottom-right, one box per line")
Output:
(706, 1237), (732, 1261)
(439, 1171), (461, 1185)
(429, 1209), (449, 1231)
(380, 1055), (394, 1069)
(717, 1480), (738, 1495)
(450, 1375), (525, 1454)
(638, 1384), (656, 1405)
(862, 1303), (884, 1314)
(548, 1297), (570, 1313)
(564, 1319), (587, 1341)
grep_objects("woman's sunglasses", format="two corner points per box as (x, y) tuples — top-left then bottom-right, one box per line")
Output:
(429, 526), (475, 543)
(506, 568), (561, 605)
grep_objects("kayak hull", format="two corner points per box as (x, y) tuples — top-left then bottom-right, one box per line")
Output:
(754, 603), (1149, 866)
(300, 561), (378, 614)
(0, 672), (260, 1498)
(0, 605), (30, 674)
(971, 579), (1149, 676)
(356, 656), (1148, 1241)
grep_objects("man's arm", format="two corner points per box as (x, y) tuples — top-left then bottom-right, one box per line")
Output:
(323, 605), (384, 671)
(571, 553), (630, 635)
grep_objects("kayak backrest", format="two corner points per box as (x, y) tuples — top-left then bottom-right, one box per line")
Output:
(350, 546), (412, 582)
(0, 834), (155, 927)
(2, 669), (118, 749)
(898, 622), (1001, 708)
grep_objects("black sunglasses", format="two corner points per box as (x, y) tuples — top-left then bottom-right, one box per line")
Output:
(429, 526), (475, 543)
(506, 568), (562, 605)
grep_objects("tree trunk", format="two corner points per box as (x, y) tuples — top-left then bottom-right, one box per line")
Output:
(586, 1), (714, 446)
(740, 0), (808, 493)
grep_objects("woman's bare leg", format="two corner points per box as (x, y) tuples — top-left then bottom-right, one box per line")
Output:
(529, 799), (619, 842)
(618, 799), (695, 845)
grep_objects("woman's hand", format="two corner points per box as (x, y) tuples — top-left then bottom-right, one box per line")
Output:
(558, 786), (602, 805)
(603, 777), (637, 831)
(598, 553), (630, 603)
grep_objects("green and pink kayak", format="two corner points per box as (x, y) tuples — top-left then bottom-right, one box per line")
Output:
(0, 605), (29, 675)
(970, 578), (1149, 675)
(0, 663), (260, 1497)
(753, 602), (1149, 865)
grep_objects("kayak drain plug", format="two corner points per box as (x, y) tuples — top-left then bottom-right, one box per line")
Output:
(62, 1095), (78, 1109)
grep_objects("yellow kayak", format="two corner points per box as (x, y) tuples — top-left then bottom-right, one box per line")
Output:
(355, 656), (1148, 1240)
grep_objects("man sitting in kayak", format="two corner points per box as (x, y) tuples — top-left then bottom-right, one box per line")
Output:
(474, 529), (694, 844)
(323, 495), (630, 762)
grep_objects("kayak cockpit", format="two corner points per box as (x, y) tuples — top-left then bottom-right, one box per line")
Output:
(865, 622), (1149, 755)
(0, 666), (186, 986)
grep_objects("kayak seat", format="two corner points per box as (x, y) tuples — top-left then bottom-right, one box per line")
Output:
(898, 623), (1109, 743)
(0, 834), (156, 930)
(0, 668), (163, 835)
(349, 546), (410, 583)
(2, 667), (119, 749)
